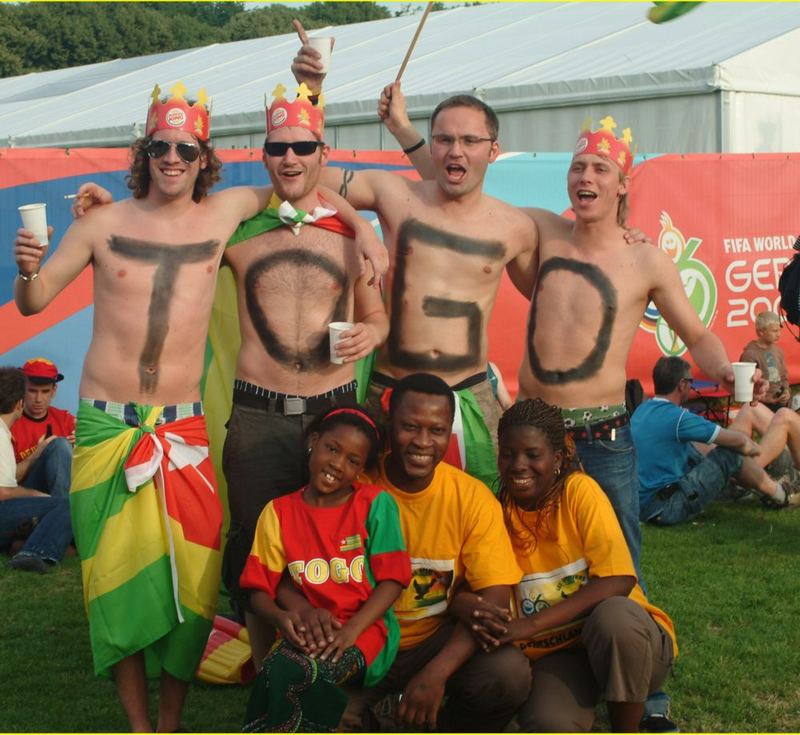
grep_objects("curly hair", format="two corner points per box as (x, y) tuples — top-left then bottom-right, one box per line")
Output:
(497, 398), (578, 552)
(126, 137), (222, 203)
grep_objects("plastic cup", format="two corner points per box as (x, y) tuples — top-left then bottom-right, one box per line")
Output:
(732, 361), (757, 402)
(309, 36), (333, 73)
(329, 321), (354, 365)
(18, 203), (49, 246)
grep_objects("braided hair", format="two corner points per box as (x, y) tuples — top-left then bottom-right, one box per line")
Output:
(497, 398), (578, 552)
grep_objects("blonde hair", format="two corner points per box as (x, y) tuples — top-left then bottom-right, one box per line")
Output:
(755, 311), (780, 331)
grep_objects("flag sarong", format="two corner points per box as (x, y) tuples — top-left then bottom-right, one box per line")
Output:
(71, 401), (223, 680)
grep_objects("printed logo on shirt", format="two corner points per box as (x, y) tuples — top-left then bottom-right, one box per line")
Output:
(513, 558), (588, 656)
(515, 558), (588, 617)
(287, 555), (365, 586)
(339, 534), (363, 552)
(395, 558), (455, 621)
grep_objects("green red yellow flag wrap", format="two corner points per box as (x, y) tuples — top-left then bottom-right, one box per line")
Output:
(71, 401), (223, 680)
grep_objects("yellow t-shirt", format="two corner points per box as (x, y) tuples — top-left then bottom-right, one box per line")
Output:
(370, 457), (522, 650)
(508, 472), (677, 661)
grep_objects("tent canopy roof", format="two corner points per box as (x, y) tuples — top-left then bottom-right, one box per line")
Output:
(3, 2), (799, 147)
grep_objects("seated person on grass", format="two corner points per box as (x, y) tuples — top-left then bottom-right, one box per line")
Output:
(460, 398), (676, 733)
(632, 357), (800, 526)
(0, 366), (72, 574)
(282, 373), (530, 732)
(722, 400), (800, 484)
(12, 357), (74, 499)
(740, 311), (791, 412)
(239, 406), (410, 733)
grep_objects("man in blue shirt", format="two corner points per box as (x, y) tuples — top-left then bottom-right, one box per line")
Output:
(632, 357), (800, 525)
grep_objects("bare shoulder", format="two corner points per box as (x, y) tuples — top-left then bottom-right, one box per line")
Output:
(68, 198), (135, 239)
(520, 207), (572, 238)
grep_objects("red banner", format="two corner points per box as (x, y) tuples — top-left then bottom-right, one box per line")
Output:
(623, 154), (799, 392)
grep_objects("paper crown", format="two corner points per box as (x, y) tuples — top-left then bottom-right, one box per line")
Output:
(573, 116), (635, 175)
(146, 82), (210, 141)
(266, 83), (325, 138)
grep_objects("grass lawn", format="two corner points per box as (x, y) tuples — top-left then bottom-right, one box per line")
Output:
(1, 495), (799, 732)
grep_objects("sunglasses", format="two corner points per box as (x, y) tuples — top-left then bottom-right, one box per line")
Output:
(145, 139), (201, 164)
(264, 140), (323, 157)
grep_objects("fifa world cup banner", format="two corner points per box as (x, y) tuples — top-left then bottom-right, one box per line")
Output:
(625, 153), (799, 392)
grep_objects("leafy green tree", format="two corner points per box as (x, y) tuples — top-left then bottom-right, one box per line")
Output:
(304, 2), (391, 25)
(0, 45), (23, 78)
(222, 5), (302, 42)
(140, 2), (245, 28)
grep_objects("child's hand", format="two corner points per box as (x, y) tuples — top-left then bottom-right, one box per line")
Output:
(275, 611), (308, 650)
(298, 608), (342, 654)
(317, 623), (358, 664)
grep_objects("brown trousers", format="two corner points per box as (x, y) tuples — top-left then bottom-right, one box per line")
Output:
(518, 596), (674, 732)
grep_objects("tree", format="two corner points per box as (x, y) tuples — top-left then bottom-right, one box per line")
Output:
(223, 5), (301, 42)
(304, 2), (391, 25)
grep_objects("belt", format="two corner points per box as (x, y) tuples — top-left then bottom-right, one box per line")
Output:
(232, 380), (357, 416)
(567, 413), (629, 442)
(85, 399), (203, 427)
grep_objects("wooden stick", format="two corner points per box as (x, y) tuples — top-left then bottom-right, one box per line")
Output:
(396, 2), (433, 82)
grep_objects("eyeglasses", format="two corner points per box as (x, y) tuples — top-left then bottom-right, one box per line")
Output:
(264, 141), (323, 157)
(431, 134), (496, 149)
(681, 377), (694, 387)
(145, 139), (201, 163)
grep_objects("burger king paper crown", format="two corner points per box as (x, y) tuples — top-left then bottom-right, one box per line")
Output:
(146, 82), (210, 141)
(574, 115), (635, 175)
(266, 83), (325, 138)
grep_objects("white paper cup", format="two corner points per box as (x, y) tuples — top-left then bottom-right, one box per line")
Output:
(309, 36), (333, 73)
(732, 361), (757, 402)
(329, 321), (354, 365)
(18, 203), (48, 246)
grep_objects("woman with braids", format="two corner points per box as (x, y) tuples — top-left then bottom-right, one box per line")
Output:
(466, 399), (677, 732)
(239, 406), (411, 732)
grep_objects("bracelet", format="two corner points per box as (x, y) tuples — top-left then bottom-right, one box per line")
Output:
(17, 270), (39, 282)
(402, 138), (426, 155)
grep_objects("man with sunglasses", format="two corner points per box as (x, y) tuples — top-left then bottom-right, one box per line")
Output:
(12, 81), (383, 733)
(217, 83), (389, 668)
(291, 29), (539, 492)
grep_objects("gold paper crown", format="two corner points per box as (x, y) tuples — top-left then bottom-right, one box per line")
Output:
(146, 82), (211, 141)
(574, 115), (636, 175)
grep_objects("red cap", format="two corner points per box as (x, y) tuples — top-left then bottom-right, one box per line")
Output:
(22, 357), (63, 384)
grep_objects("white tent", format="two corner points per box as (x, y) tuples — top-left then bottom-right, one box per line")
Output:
(2, 2), (799, 154)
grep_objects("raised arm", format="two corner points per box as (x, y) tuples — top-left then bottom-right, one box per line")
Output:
(378, 81), (435, 179)
(14, 215), (95, 315)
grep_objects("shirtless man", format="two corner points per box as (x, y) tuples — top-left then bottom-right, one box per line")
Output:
(219, 84), (389, 666)
(291, 27), (538, 488)
(13, 82), (381, 733)
(515, 117), (765, 580)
